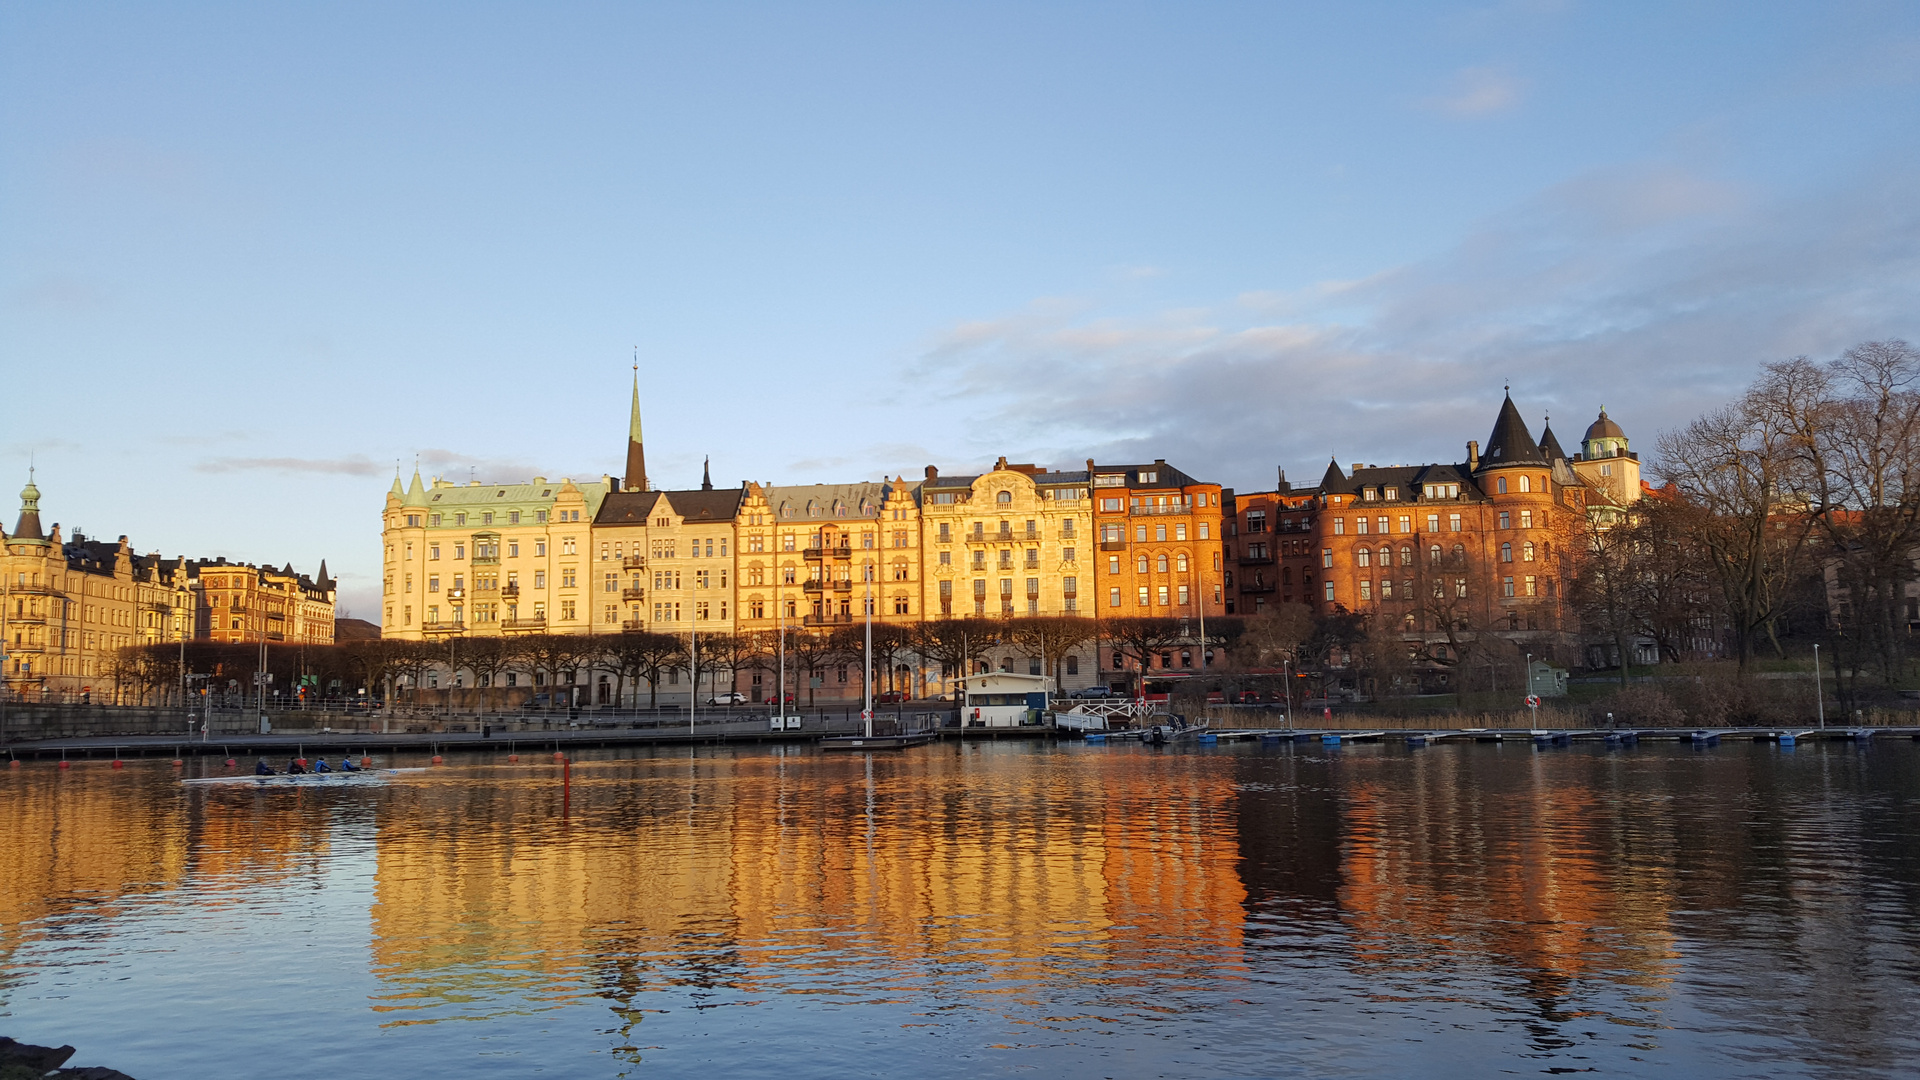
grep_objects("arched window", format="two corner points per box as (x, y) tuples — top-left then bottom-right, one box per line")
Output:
(1155, 554), (1168, 573)
(1497, 476), (1507, 494)
(1378, 546), (1391, 567)
(1429, 544), (1442, 563)
(1522, 541), (1536, 562)
(1357, 548), (1371, 567)
(1137, 555), (1149, 573)
(1541, 541), (1552, 559)
(1500, 542), (1513, 563)
(1399, 546), (1413, 566)
(996, 490), (1012, 503)
(1451, 543), (1465, 561)
(1519, 475), (1532, 493)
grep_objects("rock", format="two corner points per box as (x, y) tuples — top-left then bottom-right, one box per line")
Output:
(0, 1036), (78, 1070)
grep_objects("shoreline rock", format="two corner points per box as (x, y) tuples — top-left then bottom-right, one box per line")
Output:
(0, 1037), (137, 1080)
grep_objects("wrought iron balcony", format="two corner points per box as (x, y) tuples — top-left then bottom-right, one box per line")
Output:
(621, 618), (647, 632)
(1130, 503), (1192, 516)
(622, 555), (647, 569)
(621, 587), (646, 600)
(421, 621), (466, 634)
(501, 584), (520, 597)
(500, 618), (546, 631)
(802, 545), (852, 561)
(804, 613), (853, 627)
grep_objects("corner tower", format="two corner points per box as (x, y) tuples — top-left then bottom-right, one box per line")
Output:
(1571, 407), (1640, 508)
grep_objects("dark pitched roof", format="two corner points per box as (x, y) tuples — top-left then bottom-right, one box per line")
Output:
(1539, 421), (1569, 463)
(662, 488), (744, 521)
(595, 490), (663, 525)
(1319, 459), (1347, 490)
(1482, 393), (1547, 468)
(1088, 460), (1208, 490)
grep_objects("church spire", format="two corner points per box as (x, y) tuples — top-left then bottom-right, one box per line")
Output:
(625, 357), (648, 492)
(701, 456), (712, 490)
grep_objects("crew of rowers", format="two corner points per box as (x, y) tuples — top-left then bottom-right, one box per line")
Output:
(253, 756), (361, 776)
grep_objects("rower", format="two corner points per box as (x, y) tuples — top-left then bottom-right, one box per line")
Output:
(286, 758), (307, 775)
(313, 758), (332, 773)
(340, 757), (361, 773)
(254, 758), (276, 776)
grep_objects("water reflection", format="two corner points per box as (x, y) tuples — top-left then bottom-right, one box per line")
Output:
(1, 741), (1917, 1078)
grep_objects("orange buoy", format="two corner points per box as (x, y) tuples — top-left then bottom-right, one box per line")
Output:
(360, 756), (371, 766)
(431, 754), (444, 764)
(8, 759), (20, 768)
(111, 760), (124, 769)
(58, 760), (71, 769)
(296, 758), (308, 767)
(507, 753), (519, 763)
(171, 759), (184, 768)
(553, 751), (566, 760)
(225, 758), (237, 768)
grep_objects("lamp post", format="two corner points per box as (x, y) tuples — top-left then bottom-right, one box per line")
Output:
(1814, 642), (1825, 729)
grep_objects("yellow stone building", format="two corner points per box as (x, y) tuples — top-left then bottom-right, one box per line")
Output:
(917, 458), (1092, 619)
(591, 471), (743, 635)
(732, 480), (918, 635)
(1, 475), (334, 699)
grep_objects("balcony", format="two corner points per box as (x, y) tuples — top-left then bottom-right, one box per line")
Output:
(6, 641), (45, 653)
(266, 631), (286, 641)
(622, 555), (646, 569)
(802, 579), (827, 593)
(421, 621), (466, 634)
(621, 618), (648, 632)
(501, 618), (546, 631)
(501, 584), (520, 597)
(471, 552), (501, 566)
(621, 587), (646, 601)
(1099, 540), (1127, 551)
(804, 613), (853, 627)
(1242, 583), (1276, 594)
(7, 612), (46, 625)
(1238, 553), (1275, 565)
(833, 578), (855, 592)
(1130, 503), (1192, 516)
(802, 545), (852, 561)
(446, 589), (465, 601)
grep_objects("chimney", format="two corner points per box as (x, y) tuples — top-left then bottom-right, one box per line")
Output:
(1350, 463), (1362, 474)
(925, 465), (938, 480)
(1086, 458), (1096, 473)
(1277, 466), (1290, 493)
(995, 455), (1007, 471)
(1467, 441), (1480, 471)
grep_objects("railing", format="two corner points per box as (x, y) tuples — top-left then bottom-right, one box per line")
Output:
(804, 613), (853, 627)
(803, 546), (852, 560)
(502, 584), (520, 597)
(622, 555), (646, 569)
(6, 641), (45, 652)
(832, 579), (854, 591)
(227, 605), (248, 614)
(472, 553), (501, 565)
(267, 631), (286, 641)
(1099, 540), (1126, 551)
(1238, 553), (1274, 565)
(4, 583), (63, 596)
(621, 587), (646, 600)
(621, 619), (647, 632)
(802, 579), (827, 593)
(1130, 503), (1191, 516)
(422, 621), (466, 633)
(8, 612), (47, 624)
(501, 618), (546, 630)
(1241, 583), (1276, 594)
(445, 589), (464, 600)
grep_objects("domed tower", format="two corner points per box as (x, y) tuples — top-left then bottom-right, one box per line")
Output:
(1571, 407), (1640, 508)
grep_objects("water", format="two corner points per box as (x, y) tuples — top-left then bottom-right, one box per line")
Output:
(3, 739), (1918, 1078)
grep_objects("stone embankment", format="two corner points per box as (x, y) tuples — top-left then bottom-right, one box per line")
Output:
(0, 1037), (136, 1080)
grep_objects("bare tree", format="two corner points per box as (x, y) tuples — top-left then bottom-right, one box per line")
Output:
(1102, 616), (1188, 697)
(602, 630), (687, 707)
(910, 618), (1000, 697)
(1000, 615), (1097, 691)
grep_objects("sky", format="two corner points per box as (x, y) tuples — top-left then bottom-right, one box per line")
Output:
(4, 1), (1918, 623)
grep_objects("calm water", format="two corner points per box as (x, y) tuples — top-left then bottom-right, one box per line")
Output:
(3, 738), (1918, 1078)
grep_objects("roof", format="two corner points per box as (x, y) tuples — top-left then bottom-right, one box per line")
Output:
(1088, 460), (1209, 490)
(1539, 421), (1570, 462)
(1317, 462), (1476, 500)
(1481, 393), (1547, 468)
(1584, 407), (1626, 442)
(768, 482), (891, 521)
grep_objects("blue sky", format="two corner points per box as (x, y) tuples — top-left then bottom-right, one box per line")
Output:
(4, 1), (1918, 621)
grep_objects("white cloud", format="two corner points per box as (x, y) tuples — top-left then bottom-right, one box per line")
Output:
(905, 162), (1920, 492)
(1425, 66), (1527, 117)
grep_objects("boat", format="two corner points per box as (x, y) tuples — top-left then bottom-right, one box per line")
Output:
(182, 768), (427, 786)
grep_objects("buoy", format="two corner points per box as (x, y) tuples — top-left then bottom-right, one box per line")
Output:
(225, 758), (237, 768)
(171, 759), (183, 768)
(58, 760), (71, 769)
(112, 760), (124, 769)
(431, 754), (444, 764)
(553, 751), (566, 760)
(508, 753), (519, 763)
(360, 756), (371, 766)
(8, 759), (20, 768)
(296, 758), (308, 767)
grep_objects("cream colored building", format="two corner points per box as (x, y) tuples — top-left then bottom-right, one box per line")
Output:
(380, 470), (614, 639)
(733, 480), (918, 635)
(591, 478), (742, 635)
(918, 459), (1092, 620)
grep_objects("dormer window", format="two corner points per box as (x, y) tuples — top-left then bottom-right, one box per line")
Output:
(1138, 471), (1157, 483)
(1363, 488), (1378, 501)
(1384, 487), (1398, 501)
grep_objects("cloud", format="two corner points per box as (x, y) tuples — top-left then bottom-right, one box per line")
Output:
(1425, 66), (1527, 117)
(906, 162), (1920, 492)
(197, 455), (388, 477)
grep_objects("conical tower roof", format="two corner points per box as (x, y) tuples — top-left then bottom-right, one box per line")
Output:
(11, 471), (45, 543)
(402, 467), (428, 506)
(1539, 417), (1569, 463)
(1481, 392), (1546, 469)
(1319, 458), (1347, 490)
(625, 367), (648, 492)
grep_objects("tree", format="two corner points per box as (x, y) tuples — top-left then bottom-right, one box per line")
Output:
(1102, 616), (1188, 697)
(1658, 366), (1822, 669)
(1000, 615), (1097, 690)
(601, 631), (685, 707)
(910, 619), (1000, 696)
(783, 629), (838, 706)
(460, 636), (516, 711)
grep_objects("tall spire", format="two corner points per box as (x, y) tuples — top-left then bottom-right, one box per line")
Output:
(701, 456), (712, 490)
(626, 355), (648, 492)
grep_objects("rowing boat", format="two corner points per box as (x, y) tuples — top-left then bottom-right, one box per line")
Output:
(182, 768), (428, 786)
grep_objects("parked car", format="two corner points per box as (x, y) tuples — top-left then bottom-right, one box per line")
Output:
(706, 691), (746, 705)
(1069, 686), (1118, 699)
(874, 690), (908, 704)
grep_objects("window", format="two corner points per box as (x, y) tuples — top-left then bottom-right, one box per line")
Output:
(1175, 523), (1187, 541)
(1600, 463), (1612, 476)
(1155, 524), (1167, 542)
(429, 545), (441, 560)
(1497, 477), (1507, 494)
(1426, 513), (1439, 533)
(534, 571), (546, 589)
(1324, 581), (1335, 601)
(1400, 546), (1413, 566)
(508, 542), (519, 558)
(1502, 576), (1515, 597)
(1137, 586), (1150, 607)
(1358, 548), (1371, 567)
(605, 573), (617, 592)
(996, 490), (1012, 504)
(1429, 544), (1442, 562)
(1398, 515), (1410, 533)
(1501, 542), (1512, 562)
(561, 569), (576, 588)
(1334, 518), (1345, 535)
(1524, 575), (1537, 597)
(1062, 519), (1076, 537)
(428, 576), (440, 593)
(1381, 579), (1393, 599)
(1385, 487), (1398, 501)
(1101, 497), (1121, 512)
(1363, 487), (1378, 501)
(1499, 511), (1511, 529)
(1521, 509), (1534, 529)
(1177, 584), (1189, 605)
(1519, 475), (1532, 493)
(536, 541), (547, 557)
(1155, 554), (1168, 573)
(1136, 525), (1147, 542)
(1449, 514), (1462, 532)
(1322, 549), (1333, 568)
(509, 511), (521, 525)
(1357, 517), (1369, 535)
(1359, 580), (1371, 601)
(454, 544), (466, 560)
(561, 600), (576, 620)
(1110, 587), (1122, 608)
(430, 514), (442, 526)
(1156, 585), (1169, 606)
(1523, 541), (1536, 562)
